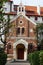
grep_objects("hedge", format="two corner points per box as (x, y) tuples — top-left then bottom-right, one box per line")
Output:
(28, 53), (33, 65)
(39, 51), (43, 65)
(28, 51), (43, 65)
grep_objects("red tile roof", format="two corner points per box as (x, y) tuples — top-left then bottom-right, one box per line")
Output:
(0, 4), (43, 16)
(14, 5), (43, 16)
(0, 0), (13, 2)
(25, 6), (43, 12)
(25, 6), (37, 12)
(8, 0), (13, 2)
(25, 6), (43, 16)
(4, 12), (16, 15)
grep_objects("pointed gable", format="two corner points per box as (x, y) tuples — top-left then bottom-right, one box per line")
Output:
(10, 14), (36, 25)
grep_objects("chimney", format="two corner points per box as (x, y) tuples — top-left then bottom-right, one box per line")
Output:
(10, 1), (13, 12)
(37, 5), (40, 15)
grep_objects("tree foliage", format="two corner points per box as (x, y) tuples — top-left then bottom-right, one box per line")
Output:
(34, 23), (43, 50)
(0, 0), (11, 44)
(0, 0), (7, 20)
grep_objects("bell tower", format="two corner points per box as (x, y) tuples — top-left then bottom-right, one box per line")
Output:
(17, 1), (25, 15)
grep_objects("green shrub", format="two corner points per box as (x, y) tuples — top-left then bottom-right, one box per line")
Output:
(28, 53), (33, 65)
(28, 51), (40, 65)
(32, 51), (40, 65)
(0, 48), (7, 65)
(39, 51), (43, 65)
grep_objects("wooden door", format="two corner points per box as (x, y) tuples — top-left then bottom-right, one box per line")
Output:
(17, 48), (24, 59)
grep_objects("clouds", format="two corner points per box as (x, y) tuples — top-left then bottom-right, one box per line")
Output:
(13, 0), (43, 6)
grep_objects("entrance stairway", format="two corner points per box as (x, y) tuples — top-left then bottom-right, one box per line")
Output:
(6, 60), (30, 65)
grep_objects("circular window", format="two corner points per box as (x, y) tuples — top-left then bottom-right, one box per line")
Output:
(20, 21), (22, 23)
(19, 21), (23, 24)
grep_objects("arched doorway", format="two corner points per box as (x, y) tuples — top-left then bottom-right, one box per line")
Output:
(16, 44), (25, 59)
(13, 39), (28, 60)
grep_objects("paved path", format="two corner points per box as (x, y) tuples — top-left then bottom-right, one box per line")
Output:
(6, 61), (30, 65)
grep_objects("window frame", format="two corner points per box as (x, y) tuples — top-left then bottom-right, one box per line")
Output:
(22, 28), (25, 34)
(35, 17), (37, 20)
(17, 27), (20, 34)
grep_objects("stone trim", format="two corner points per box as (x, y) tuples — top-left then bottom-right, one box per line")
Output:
(7, 37), (37, 40)
(13, 39), (28, 60)
(13, 39), (28, 49)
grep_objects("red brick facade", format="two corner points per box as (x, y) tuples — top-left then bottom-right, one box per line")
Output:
(5, 14), (37, 60)
(5, 3), (38, 61)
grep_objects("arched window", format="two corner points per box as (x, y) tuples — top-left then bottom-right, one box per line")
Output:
(35, 17), (37, 20)
(7, 44), (11, 54)
(19, 7), (21, 11)
(22, 7), (24, 11)
(22, 28), (24, 34)
(17, 27), (20, 34)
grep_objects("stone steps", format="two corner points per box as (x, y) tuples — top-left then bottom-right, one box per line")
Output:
(6, 61), (30, 65)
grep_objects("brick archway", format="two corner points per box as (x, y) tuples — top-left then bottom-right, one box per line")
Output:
(13, 39), (28, 60)
(16, 44), (25, 59)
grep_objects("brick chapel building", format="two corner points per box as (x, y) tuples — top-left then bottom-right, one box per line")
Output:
(1, 0), (43, 61)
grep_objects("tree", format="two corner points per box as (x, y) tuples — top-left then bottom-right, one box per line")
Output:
(0, 0), (7, 22)
(34, 23), (43, 50)
(0, 1), (9, 64)
(0, 0), (10, 44)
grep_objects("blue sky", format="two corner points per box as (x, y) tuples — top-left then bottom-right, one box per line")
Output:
(13, 0), (43, 6)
